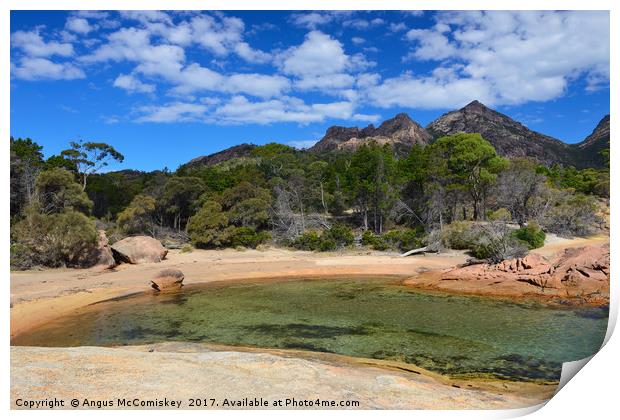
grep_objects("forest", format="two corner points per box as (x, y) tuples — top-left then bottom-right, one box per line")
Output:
(9, 133), (609, 269)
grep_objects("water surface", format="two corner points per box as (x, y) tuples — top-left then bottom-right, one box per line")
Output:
(12, 277), (608, 381)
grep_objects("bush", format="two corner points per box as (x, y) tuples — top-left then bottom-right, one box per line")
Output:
(384, 228), (425, 252)
(11, 210), (99, 269)
(541, 191), (601, 237)
(318, 238), (337, 251)
(292, 231), (321, 250)
(180, 244), (193, 253)
(512, 221), (546, 250)
(469, 222), (528, 263)
(361, 230), (389, 250)
(323, 223), (354, 247)
(227, 227), (270, 248)
(291, 224), (353, 252)
(440, 221), (476, 249)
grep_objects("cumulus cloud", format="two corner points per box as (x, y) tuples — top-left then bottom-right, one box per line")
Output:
(11, 57), (85, 80)
(113, 74), (155, 93)
(278, 31), (372, 92)
(375, 11), (610, 108)
(134, 95), (373, 125)
(211, 96), (374, 125)
(289, 11), (351, 29)
(11, 30), (74, 57)
(11, 10), (609, 125)
(136, 102), (208, 123)
(233, 42), (271, 64)
(65, 17), (93, 34)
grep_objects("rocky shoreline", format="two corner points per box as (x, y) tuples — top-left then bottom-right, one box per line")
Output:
(403, 243), (610, 307)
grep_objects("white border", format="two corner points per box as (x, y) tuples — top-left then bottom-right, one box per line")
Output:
(2, 1), (617, 419)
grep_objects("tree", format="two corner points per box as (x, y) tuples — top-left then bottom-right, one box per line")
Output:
(219, 182), (271, 230)
(308, 160), (330, 214)
(60, 140), (124, 190)
(187, 200), (229, 248)
(428, 133), (507, 220)
(10, 137), (45, 216)
(117, 194), (157, 235)
(346, 142), (397, 233)
(11, 168), (98, 269)
(495, 158), (547, 226)
(160, 176), (205, 231)
(34, 168), (93, 215)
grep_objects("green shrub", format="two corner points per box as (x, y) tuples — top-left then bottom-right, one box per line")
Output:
(361, 230), (389, 250)
(512, 221), (546, 250)
(292, 224), (353, 252)
(228, 227), (270, 248)
(384, 228), (425, 252)
(11, 210), (98, 269)
(180, 244), (193, 253)
(292, 231), (321, 250)
(324, 223), (354, 247)
(318, 238), (337, 251)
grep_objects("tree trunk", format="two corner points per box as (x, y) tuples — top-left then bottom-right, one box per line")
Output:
(320, 182), (327, 214)
(400, 246), (431, 257)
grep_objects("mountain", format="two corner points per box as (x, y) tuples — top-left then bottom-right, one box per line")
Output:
(310, 113), (432, 155)
(426, 100), (578, 166)
(181, 143), (256, 170)
(180, 103), (608, 170)
(575, 115), (610, 168)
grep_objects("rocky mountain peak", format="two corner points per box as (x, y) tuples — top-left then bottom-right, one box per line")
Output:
(310, 113), (432, 153)
(427, 100), (576, 166)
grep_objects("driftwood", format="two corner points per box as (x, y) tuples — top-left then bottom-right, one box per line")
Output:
(400, 246), (431, 257)
(457, 258), (488, 268)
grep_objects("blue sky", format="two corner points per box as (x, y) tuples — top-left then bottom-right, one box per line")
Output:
(10, 10), (610, 172)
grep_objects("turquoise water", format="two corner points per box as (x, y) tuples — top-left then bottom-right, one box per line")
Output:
(12, 277), (608, 381)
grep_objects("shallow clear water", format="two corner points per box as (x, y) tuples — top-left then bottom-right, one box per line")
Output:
(12, 277), (608, 381)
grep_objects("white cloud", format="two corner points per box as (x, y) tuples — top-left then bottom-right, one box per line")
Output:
(113, 74), (155, 94)
(168, 64), (290, 98)
(290, 11), (349, 29)
(136, 102), (208, 123)
(369, 10), (610, 109)
(295, 73), (355, 91)
(389, 22), (407, 32)
(280, 31), (349, 77)
(367, 72), (495, 109)
(190, 14), (244, 55)
(226, 73), (290, 98)
(351, 37), (365, 45)
(119, 11), (172, 24)
(65, 17), (93, 34)
(11, 57), (85, 80)
(11, 30), (74, 57)
(233, 42), (271, 64)
(211, 95), (371, 125)
(75, 11), (109, 20)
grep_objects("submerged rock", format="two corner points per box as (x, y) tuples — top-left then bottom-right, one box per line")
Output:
(151, 269), (184, 292)
(111, 236), (168, 264)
